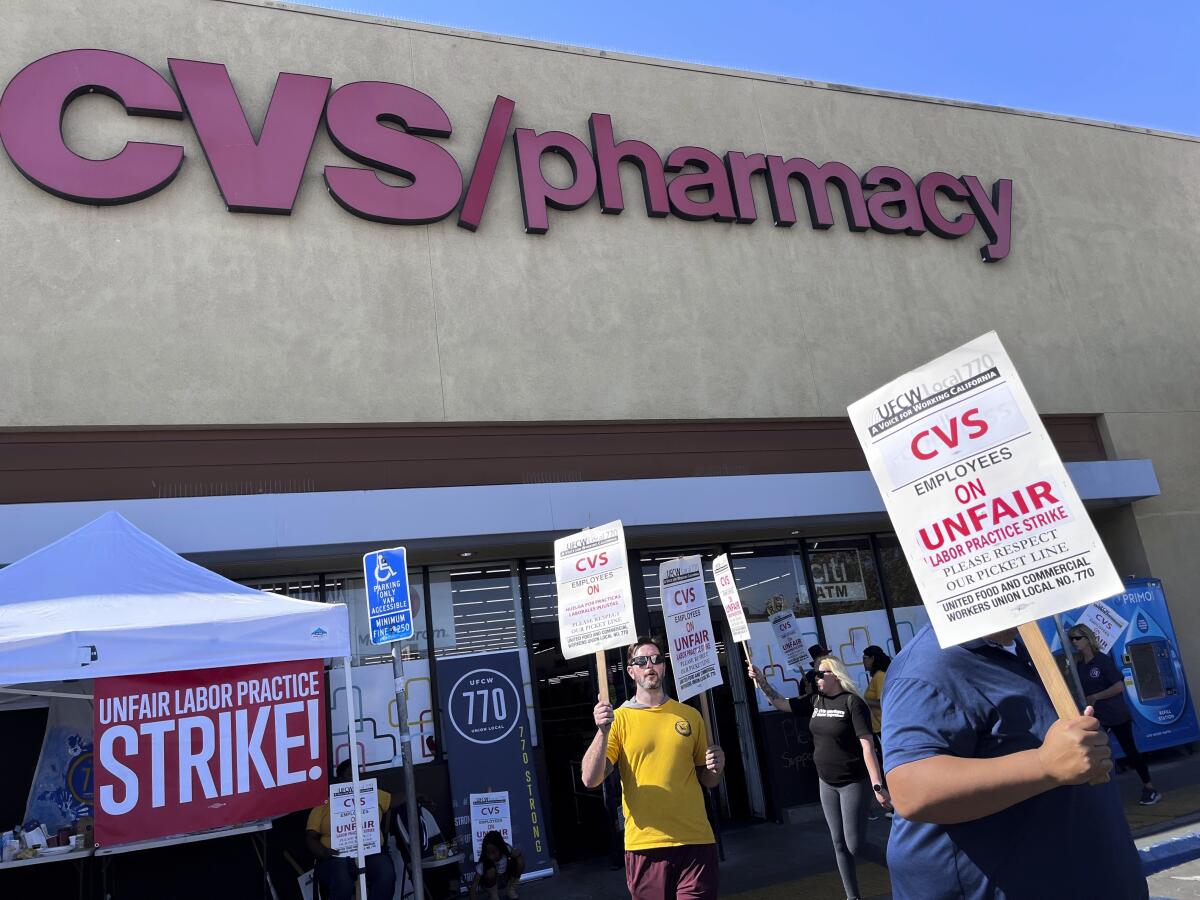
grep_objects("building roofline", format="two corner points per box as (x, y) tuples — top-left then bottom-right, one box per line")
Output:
(219, 0), (1199, 144)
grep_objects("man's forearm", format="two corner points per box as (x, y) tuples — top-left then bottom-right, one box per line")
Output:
(581, 729), (611, 788)
(887, 752), (1055, 824)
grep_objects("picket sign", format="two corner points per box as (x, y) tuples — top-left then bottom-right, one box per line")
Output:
(657, 555), (725, 783)
(712, 554), (754, 664)
(847, 333), (1123, 778)
(553, 521), (639, 707)
(766, 605), (813, 675)
(1073, 600), (1129, 654)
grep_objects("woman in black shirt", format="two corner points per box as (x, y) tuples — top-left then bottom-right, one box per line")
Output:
(751, 655), (889, 900)
(1069, 624), (1161, 805)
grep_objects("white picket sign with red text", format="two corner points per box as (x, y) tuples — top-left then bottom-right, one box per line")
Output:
(847, 332), (1122, 647)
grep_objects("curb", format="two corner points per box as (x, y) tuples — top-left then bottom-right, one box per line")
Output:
(1140, 831), (1200, 876)
(1132, 810), (1200, 840)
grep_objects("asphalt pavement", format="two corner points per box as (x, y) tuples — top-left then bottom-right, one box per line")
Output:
(516, 748), (1200, 900)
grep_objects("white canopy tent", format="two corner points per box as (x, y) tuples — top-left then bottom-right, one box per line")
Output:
(0, 511), (349, 683)
(0, 512), (372, 894)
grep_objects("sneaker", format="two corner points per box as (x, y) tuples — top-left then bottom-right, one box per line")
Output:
(1139, 788), (1162, 806)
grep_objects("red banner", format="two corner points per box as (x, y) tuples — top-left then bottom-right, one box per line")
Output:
(94, 659), (327, 846)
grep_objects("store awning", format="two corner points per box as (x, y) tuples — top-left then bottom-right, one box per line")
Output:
(0, 460), (1158, 566)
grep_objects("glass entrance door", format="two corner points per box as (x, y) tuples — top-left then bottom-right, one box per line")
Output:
(523, 561), (622, 865)
(805, 537), (892, 694)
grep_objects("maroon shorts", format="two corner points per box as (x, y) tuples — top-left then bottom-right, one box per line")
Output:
(625, 843), (719, 900)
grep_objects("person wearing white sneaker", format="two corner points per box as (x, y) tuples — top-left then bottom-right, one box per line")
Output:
(1069, 625), (1162, 806)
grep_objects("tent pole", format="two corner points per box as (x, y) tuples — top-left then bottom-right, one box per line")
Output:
(343, 657), (369, 900)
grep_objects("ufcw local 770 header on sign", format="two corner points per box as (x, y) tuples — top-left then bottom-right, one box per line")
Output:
(847, 332), (1121, 647)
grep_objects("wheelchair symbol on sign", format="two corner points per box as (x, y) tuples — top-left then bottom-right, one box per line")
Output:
(374, 554), (397, 582)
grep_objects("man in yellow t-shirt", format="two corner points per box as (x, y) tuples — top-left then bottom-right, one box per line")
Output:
(305, 760), (396, 900)
(581, 637), (725, 900)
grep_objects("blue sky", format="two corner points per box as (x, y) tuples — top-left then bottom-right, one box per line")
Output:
(308, 1), (1199, 136)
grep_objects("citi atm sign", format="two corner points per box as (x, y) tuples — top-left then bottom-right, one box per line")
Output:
(0, 49), (1012, 261)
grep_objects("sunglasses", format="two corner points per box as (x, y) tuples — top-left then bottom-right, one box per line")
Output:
(629, 654), (665, 668)
(1070, 635), (1087, 642)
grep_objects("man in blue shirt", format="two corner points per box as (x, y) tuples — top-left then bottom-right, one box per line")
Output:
(883, 624), (1147, 899)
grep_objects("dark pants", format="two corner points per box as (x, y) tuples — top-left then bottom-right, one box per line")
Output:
(315, 852), (396, 900)
(1110, 720), (1152, 784)
(425, 864), (461, 899)
(625, 843), (718, 900)
(819, 779), (874, 900)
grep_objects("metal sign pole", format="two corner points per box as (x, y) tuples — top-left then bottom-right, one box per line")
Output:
(392, 643), (425, 900)
(1053, 613), (1087, 707)
(342, 658), (369, 900)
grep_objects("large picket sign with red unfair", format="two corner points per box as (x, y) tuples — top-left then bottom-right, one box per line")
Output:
(659, 556), (723, 702)
(847, 331), (1122, 647)
(554, 520), (639, 659)
(94, 658), (327, 846)
(711, 554), (751, 644)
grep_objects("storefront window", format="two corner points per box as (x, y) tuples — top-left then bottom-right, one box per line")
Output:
(805, 537), (890, 693)
(428, 563), (537, 745)
(639, 548), (720, 614)
(876, 534), (930, 649)
(244, 574), (408, 665)
(725, 545), (816, 712)
(245, 572), (436, 766)
(243, 575), (321, 604)
(315, 573), (428, 666)
(523, 559), (559, 625)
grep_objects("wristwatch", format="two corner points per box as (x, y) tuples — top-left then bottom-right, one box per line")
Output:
(872, 784), (884, 793)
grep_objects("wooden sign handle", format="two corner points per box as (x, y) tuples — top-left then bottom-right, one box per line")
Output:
(1017, 622), (1078, 718)
(698, 689), (714, 738)
(742, 641), (753, 663)
(596, 649), (610, 705)
(1017, 622), (1109, 784)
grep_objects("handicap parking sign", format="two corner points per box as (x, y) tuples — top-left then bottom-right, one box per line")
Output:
(362, 546), (413, 644)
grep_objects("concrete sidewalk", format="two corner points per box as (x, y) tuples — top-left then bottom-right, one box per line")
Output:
(517, 814), (893, 900)
(1141, 822), (1200, 899)
(517, 749), (1200, 900)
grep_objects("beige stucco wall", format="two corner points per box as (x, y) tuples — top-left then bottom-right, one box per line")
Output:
(3, 0), (1197, 427)
(1104, 414), (1200, 685)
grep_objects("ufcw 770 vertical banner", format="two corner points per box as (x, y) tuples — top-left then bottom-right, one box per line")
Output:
(437, 651), (552, 876)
